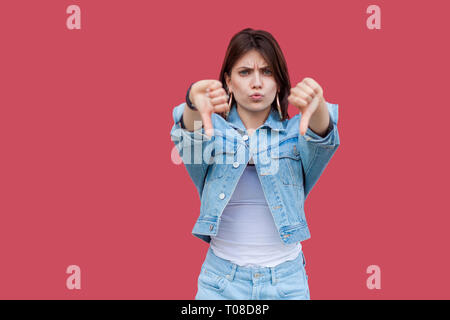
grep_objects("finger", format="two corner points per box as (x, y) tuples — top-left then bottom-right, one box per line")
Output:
(303, 78), (322, 95)
(207, 80), (223, 93)
(200, 111), (214, 137)
(297, 82), (315, 96)
(210, 95), (229, 106)
(290, 87), (313, 104)
(288, 95), (308, 108)
(208, 88), (227, 98)
(213, 103), (230, 113)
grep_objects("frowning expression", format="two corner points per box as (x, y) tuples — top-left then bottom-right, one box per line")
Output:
(225, 50), (278, 113)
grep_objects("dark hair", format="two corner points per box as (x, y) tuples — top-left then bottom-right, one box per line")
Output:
(218, 28), (291, 121)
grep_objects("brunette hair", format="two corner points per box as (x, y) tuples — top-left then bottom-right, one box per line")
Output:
(218, 28), (291, 121)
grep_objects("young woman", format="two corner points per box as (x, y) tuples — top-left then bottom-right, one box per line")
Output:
(170, 28), (340, 300)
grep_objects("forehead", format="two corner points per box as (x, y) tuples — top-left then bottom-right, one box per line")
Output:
(234, 50), (269, 68)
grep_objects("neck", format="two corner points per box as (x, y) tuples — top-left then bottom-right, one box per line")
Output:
(236, 104), (271, 136)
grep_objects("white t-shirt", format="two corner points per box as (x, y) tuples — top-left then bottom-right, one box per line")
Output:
(210, 164), (302, 268)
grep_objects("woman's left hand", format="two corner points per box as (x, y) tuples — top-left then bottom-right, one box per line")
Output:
(288, 77), (327, 136)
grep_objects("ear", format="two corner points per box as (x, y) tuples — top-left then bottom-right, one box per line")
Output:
(225, 72), (232, 93)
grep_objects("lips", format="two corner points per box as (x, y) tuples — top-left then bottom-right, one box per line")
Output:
(250, 93), (263, 100)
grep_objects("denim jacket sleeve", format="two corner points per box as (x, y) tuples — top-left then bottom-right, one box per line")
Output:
(297, 101), (340, 200)
(170, 102), (215, 197)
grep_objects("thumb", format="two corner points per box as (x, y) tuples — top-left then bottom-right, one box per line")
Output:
(299, 95), (320, 136)
(299, 110), (312, 136)
(200, 111), (214, 138)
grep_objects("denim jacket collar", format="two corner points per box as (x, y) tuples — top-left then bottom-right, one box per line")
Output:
(226, 102), (286, 133)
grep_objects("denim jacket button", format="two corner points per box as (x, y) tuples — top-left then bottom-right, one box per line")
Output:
(209, 225), (214, 231)
(242, 135), (249, 141)
(233, 162), (239, 168)
(219, 193), (225, 199)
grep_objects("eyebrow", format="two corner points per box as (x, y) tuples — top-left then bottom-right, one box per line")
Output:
(237, 65), (270, 70)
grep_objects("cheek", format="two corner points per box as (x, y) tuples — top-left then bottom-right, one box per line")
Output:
(265, 82), (278, 97)
(231, 79), (247, 95)
(267, 79), (278, 90)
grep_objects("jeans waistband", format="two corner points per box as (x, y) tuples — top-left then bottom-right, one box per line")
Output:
(203, 247), (305, 285)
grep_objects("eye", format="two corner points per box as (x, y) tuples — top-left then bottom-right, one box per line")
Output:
(263, 69), (272, 75)
(239, 70), (249, 76)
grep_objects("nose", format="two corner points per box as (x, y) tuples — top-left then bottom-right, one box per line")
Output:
(251, 71), (263, 89)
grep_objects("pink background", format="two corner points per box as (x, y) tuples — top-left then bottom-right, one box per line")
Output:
(0, 0), (449, 299)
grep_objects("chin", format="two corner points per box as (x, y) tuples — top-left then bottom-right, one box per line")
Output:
(241, 101), (270, 112)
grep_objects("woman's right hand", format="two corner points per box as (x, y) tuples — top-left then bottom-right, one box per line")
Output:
(190, 80), (230, 137)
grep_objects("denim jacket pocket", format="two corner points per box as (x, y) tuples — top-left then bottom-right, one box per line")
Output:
(207, 148), (237, 181)
(270, 144), (303, 187)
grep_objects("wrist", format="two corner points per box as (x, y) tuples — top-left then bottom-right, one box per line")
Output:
(186, 83), (197, 111)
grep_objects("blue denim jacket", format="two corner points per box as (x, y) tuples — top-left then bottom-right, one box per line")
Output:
(170, 100), (340, 244)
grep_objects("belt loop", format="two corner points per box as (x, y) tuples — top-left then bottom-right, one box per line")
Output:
(270, 267), (277, 285)
(226, 263), (237, 281)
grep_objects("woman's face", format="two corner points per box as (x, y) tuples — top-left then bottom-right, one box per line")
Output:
(225, 50), (278, 113)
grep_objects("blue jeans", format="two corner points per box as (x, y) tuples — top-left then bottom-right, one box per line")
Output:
(195, 247), (310, 300)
